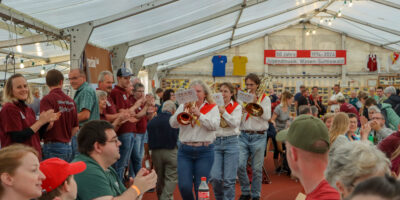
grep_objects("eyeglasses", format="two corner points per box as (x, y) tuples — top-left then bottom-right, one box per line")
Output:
(245, 83), (256, 86)
(371, 117), (384, 120)
(68, 76), (81, 81)
(106, 138), (120, 145)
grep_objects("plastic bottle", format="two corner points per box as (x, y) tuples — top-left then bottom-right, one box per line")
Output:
(198, 177), (209, 200)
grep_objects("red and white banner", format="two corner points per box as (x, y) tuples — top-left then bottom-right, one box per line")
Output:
(264, 50), (346, 65)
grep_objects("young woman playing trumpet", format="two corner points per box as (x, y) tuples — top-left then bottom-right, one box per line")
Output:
(210, 82), (242, 200)
(169, 80), (220, 200)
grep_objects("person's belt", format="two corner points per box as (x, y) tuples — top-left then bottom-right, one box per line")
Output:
(44, 141), (71, 145)
(182, 142), (211, 147)
(216, 135), (238, 140)
(243, 130), (266, 134)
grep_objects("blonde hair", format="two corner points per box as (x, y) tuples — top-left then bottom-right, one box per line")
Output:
(323, 113), (335, 123)
(2, 74), (33, 104)
(0, 144), (38, 197)
(189, 80), (215, 104)
(329, 112), (350, 144)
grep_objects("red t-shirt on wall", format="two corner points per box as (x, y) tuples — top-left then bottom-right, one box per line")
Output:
(0, 101), (42, 159)
(110, 85), (137, 135)
(40, 88), (78, 143)
(306, 180), (340, 200)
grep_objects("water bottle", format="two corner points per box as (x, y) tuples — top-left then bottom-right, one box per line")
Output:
(198, 177), (209, 200)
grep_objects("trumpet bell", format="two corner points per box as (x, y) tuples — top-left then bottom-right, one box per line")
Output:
(177, 112), (192, 125)
(245, 103), (264, 117)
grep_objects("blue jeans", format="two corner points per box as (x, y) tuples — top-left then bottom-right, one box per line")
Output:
(210, 136), (239, 200)
(42, 142), (73, 162)
(177, 142), (214, 200)
(129, 132), (146, 177)
(237, 132), (267, 198)
(71, 134), (79, 160)
(113, 133), (135, 181)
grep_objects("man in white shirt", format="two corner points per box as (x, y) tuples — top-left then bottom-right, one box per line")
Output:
(328, 84), (343, 113)
(237, 73), (271, 200)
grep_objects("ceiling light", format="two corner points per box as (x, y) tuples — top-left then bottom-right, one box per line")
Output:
(302, 0), (305, 3)
(349, 0), (353, 7)
(312, 30), (316, 34)
(306, 31), (310, 36)
(320, 18), (323, 23)
(40, 67), (45, 75)
(19, 60), (24, 69)
(37, 51), (43, 56)
(338, 11), (342, 17)
(16, 45), (22, 53)
(328, 21), (332, 26)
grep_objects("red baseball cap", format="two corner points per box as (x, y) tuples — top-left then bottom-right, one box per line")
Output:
(40, 158), (86, 193)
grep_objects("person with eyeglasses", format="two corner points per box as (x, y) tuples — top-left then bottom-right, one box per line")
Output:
(237, 73), (271, 200)
(361, 112), (394, 145)
(73, 120), (157, 200)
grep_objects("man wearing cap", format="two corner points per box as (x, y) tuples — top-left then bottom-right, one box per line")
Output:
(39, 157), (86, 200)
(41, 69), (79, 162)
(110, 67), (142, 180)
(72, 120), (157, 200)
(276, 115), (340, 200)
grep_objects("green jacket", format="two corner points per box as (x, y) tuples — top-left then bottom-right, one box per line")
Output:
(381, 103), (400, 131)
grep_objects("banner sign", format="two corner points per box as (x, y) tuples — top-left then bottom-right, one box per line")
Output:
(264, 50), (346, 65)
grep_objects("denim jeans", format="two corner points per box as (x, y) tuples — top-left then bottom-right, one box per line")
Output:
(210, 136), (239, 200)
(42, 142), (73, 162)
(177, 142), (214, 200)
(71, 134), (79, 160)
(113, 133), (135, 181)
(237, 131), (267, 198)
(129, 132), (146, 177)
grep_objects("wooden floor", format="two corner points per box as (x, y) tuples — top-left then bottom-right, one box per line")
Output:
(142, 152), (304, 200)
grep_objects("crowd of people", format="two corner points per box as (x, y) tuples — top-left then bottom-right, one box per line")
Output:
(1, 69), (400, 200)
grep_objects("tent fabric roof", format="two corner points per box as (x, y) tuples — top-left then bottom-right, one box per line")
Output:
(1, 0), (400, 80)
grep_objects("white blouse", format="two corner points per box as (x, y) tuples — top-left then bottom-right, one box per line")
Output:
(170, 101), (220, 143)
(215, 100), (242, 137)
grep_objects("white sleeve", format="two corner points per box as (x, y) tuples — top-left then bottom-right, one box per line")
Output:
(198, 106), (220, 131)
(260, 96), (271, 121)
(222, 104), (242, 129)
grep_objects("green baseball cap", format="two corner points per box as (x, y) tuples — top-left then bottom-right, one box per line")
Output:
(276, 115), (330, 154)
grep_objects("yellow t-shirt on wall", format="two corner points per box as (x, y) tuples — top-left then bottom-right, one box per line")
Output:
(232, 56), (248, 76)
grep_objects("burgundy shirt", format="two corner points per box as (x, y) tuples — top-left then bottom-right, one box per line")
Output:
(0, 101), (42, 159)
(96, 88), (117, 116)
(340, 103), (359, 118)
(306, 180), (340, 200)
(378, 131), (400, 158)
(130, 96), (147, 134)
(110, 85), (136, 135)
(40, 88), (78, 143)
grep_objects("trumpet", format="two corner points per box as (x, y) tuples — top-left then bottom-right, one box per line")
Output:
(245, 76), (270, 117)
(177, 102), (198, 127)
(220, 113), (229, 128)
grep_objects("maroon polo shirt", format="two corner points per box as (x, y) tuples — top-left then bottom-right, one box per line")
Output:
(96, 88), (117, 116)
(0, 101), (42, 159)
(340, 103), (359, 117)
(110, 85), (136, 135)
(130, 96), (147, 134)
(378, 131), (400, 158)
(40, 88), (78, 143)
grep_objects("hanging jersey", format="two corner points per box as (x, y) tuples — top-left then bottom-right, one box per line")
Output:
(212, 55), (227, 77)
(232, 56), (248, 76)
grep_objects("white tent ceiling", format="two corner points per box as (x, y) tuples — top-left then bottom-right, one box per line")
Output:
(0, 0), (400, 82)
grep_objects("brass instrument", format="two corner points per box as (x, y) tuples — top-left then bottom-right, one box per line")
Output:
(177, 102), (198, 127)
(220, 113), (229, 128)
(245, 76), (271, 117)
